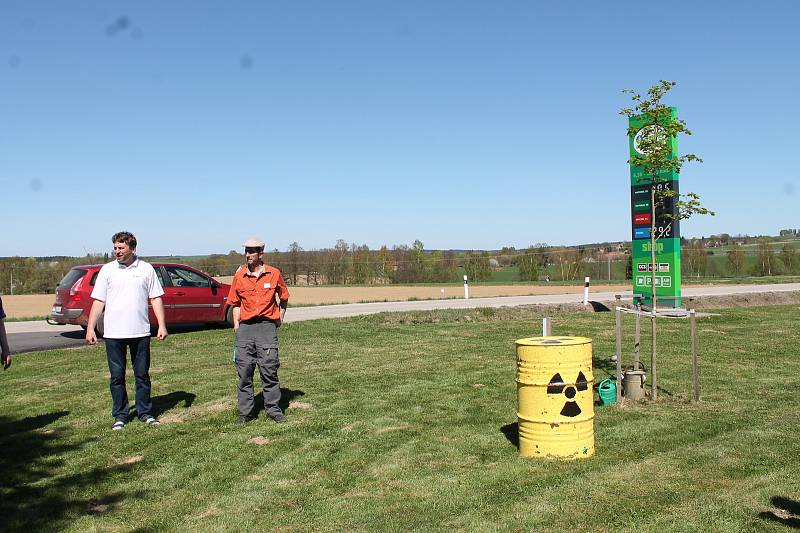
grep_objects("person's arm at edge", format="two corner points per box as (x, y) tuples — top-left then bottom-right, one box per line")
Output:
(232, 306), (241, 331)
(277, 273), (289, 324)
(151, 296), (168, 340)
(228, 272), (241, 331)
(1, 318), (11, 369)
(86, 299), (105, 345)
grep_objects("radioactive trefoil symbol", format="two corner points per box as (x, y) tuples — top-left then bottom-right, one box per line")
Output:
(547, 372), (589, 417)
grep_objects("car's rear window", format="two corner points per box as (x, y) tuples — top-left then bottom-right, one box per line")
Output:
(58, 269), (88, 288)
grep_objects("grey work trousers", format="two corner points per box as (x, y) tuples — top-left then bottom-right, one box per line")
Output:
(235, 320), (281, 418)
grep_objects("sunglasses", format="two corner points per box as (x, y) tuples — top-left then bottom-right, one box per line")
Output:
(245, 248), (263, 254)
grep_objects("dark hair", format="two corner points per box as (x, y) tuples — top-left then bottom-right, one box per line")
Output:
(112, 231), (137, 249)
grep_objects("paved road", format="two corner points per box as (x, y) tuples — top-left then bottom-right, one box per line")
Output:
(4, 322), (223, 355)
(5, 322), (87, 354)
(7, 282), (799, 354)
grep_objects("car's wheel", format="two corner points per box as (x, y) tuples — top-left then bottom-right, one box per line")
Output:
(95, 312), (105, 338)
(225, 306), (234, 327)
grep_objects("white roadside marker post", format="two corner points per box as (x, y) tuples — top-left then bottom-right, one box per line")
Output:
(583, 276), (590, 306)
(463, 275), (469, 299)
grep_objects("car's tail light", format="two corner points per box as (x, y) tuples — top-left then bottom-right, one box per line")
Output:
(69, 277), (84, 297)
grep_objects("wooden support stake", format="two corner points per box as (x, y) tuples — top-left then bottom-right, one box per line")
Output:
(615, 307), (622, 403)
(650, 309), (657, 401)
(690, 309), (700, 402)
(634, 304), (641, 371)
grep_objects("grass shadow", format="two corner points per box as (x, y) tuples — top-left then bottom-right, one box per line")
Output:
(500, 422), (519, 449)
(279, 387), (306, 412)
(0, 411), (142, 531)
(151, 390), (196, 418)
(0, 410), (70, 436)
(759, 496), (800, 529)
(593, 356), (618, 377)
(588, 301), (611, 312)
(251, 387), (306, 416)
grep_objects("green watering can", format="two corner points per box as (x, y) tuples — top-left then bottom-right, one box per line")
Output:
(598, 378), (617, 406)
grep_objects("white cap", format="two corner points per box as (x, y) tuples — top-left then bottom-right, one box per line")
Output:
(243, 237), (265, 248)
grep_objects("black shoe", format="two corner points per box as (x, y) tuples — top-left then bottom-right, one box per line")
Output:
(269, 412), (287, 423)
(235, 415), (255, 425)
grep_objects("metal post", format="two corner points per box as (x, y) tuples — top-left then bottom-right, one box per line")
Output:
(690, 309), (699, 402)
(615, 307), (622, 402)
(463, 275), (469, 299)
(542, 317), (551, 336)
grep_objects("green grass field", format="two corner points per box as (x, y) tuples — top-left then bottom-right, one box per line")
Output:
(1, 304), (799, 531)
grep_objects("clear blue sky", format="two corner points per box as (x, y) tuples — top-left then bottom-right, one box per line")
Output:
(2, 1), (798, 257)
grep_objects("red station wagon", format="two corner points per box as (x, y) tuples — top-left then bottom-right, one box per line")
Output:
(49, 263), (233, 336)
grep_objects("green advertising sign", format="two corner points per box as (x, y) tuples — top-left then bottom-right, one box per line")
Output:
(628, 109), (682, 308)
(631, 238), (682, 304)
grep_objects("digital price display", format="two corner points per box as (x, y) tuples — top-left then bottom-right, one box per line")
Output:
(630, 181), (681, 241)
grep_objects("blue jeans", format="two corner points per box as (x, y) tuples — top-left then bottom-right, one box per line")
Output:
(105, 336), (152, 421)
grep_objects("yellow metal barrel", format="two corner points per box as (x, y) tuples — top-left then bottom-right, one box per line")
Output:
(515, 336), (595, 459)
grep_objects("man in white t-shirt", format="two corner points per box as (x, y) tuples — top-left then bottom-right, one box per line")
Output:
(86, 231), (168, 431)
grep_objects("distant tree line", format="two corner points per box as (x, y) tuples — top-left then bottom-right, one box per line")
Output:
(1, 233), (798, 294)
(0, 254), (108, 295)
(680, 236), (800, 278)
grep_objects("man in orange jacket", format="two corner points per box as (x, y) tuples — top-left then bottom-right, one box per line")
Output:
(227, 237), (290, 424)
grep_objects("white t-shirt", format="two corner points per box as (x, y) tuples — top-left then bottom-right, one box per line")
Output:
(91, 258), (165, 338)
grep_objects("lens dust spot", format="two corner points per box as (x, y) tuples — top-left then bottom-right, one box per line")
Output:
(240, 54), (254, 70)
(30, 178), (43, 192)
(106, 16), (131, 37)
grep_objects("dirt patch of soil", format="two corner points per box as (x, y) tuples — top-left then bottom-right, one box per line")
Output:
(117, 455), (144, 465)
(159, 413), (186, 424)
(682, 291), (800, 309)
(196, 400), (232, 414)
(248, 436), (271, 446)
(3, 294), (55, 319)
